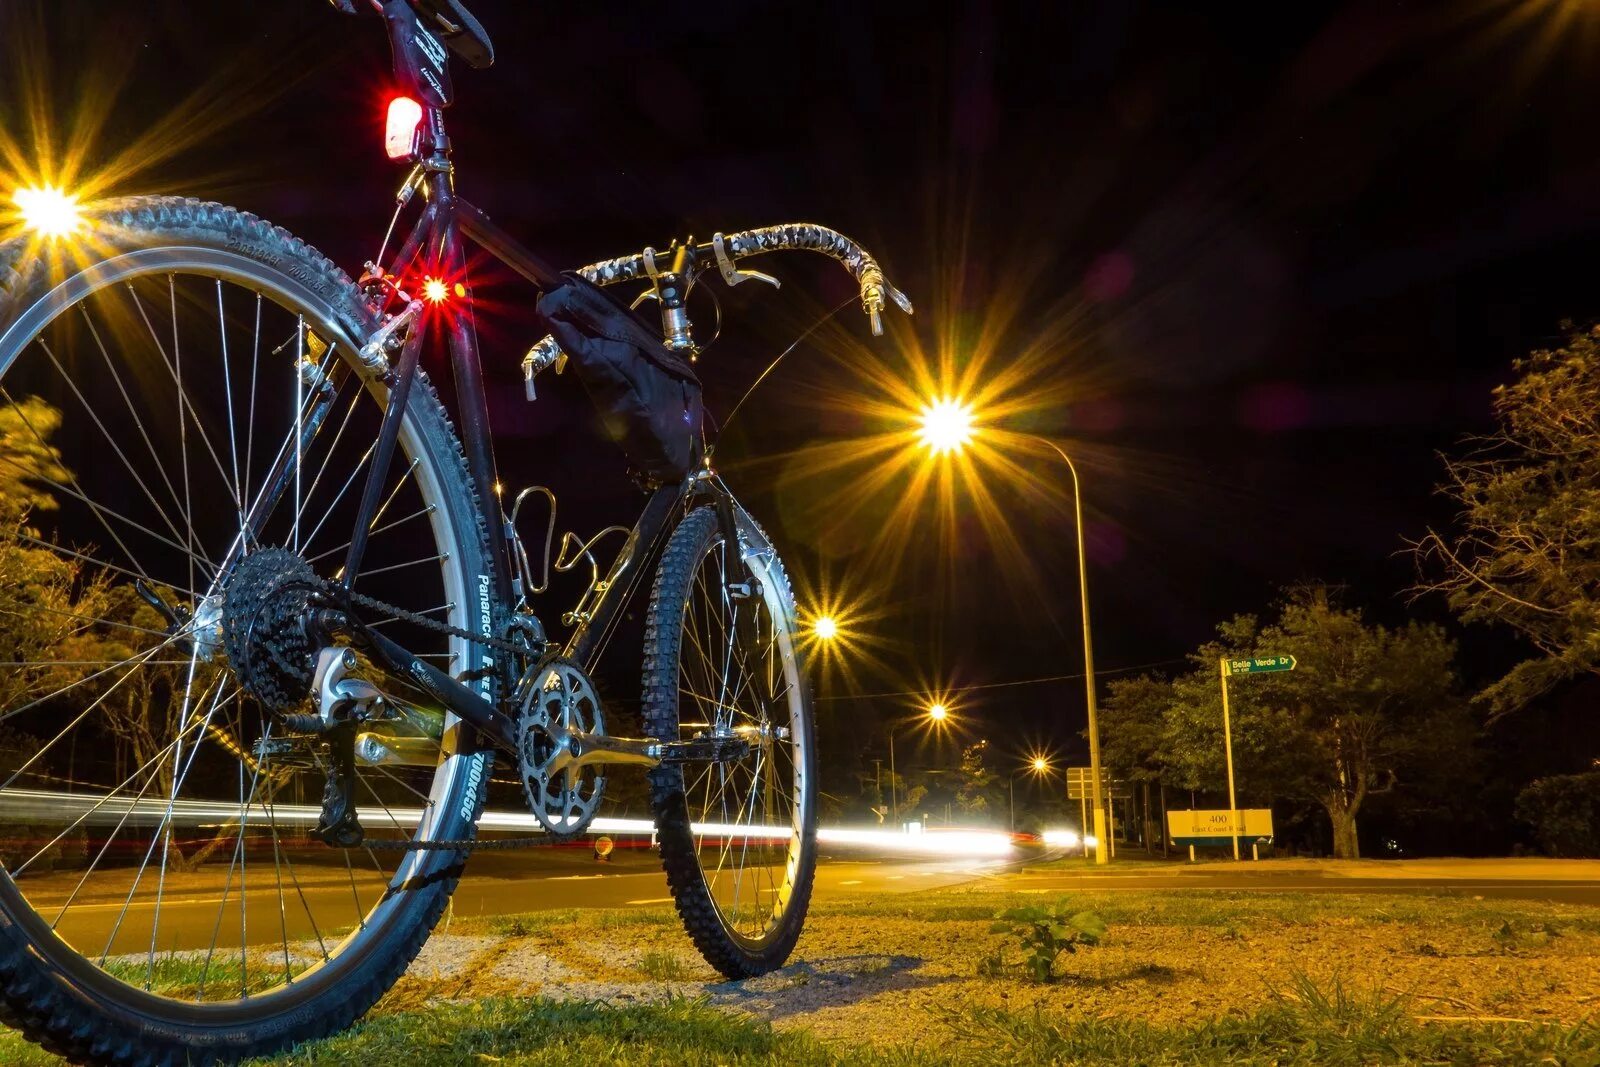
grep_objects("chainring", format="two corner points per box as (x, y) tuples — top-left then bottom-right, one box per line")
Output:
(516, 658), (607, 839)
(221, 548), (322, 714)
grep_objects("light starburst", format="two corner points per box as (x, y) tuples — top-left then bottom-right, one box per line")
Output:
(14, 185), (80, 238)
(918, 398), (974, 455)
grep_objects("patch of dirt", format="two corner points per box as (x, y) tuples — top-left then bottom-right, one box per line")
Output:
(396, 898), (1600, 1052)
(406, 934), (501, 981)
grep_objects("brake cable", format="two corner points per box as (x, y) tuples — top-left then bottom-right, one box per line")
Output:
(711, 294), (855, 447)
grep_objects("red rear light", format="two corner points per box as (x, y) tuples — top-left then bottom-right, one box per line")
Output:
(384, 96), (424, 160)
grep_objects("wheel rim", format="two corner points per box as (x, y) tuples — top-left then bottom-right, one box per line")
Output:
(0, 248), (478, 1010)
(674, 524), (810, 947)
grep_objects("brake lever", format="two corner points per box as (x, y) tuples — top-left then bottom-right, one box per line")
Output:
(862, 278), (914, 336)
(712, 233), (781, 290)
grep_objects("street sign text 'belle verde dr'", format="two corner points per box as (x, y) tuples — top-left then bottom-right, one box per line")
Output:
(1225, 655), (1297, 676)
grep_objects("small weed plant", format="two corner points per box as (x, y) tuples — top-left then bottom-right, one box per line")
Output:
(636, 950), (692, 981)
(980, 899), (1107, 982)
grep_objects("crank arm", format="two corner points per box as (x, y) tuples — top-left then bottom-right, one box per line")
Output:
(537, 730), (753, 776)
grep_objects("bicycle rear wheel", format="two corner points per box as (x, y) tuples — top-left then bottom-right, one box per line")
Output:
(0, 197), (493, 1064)
(642, 503), (817, 978)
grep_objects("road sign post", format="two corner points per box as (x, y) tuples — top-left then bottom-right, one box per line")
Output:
(1066, 768), (1129, 858)
(1218, 655), (1296, 860)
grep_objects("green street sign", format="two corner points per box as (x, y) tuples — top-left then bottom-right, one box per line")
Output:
(1225, 655), (1297, 676)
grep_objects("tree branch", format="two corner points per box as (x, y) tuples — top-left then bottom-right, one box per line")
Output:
(1415, 529), (1562, 615)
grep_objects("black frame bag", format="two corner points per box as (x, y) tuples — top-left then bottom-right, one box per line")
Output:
(535, 275), (705, 482)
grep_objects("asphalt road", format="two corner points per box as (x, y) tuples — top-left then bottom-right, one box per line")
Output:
(18, 848), (1006, 957)
(19, 850), (1600, 960)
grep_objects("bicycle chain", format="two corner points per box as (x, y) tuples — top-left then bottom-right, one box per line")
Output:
(313, 576), (529, 658)
(363, 836), (552, 852)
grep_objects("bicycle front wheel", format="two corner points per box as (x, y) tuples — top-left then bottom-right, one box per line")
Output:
(643, 503), (817, 979)
(0, 197), (494, 1064)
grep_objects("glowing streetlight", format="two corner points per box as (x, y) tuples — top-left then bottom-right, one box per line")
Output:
(918, 398), (975, 455)
(812, 615), (839, 641)
(913, 394), (1109, 865)
(888, 699), (956, 827)
(1010, 753), (1054, 831)
(14, 186), (81, 238)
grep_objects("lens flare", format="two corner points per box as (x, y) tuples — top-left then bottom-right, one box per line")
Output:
(927, 701), (949, 722)
(918, 398), (974, 455)
(811, 615), (839, 640)
(421, 277), (449, 305)
(14, 185), (80, 237)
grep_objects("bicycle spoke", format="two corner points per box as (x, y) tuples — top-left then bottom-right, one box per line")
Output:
(291, 375), (364, 542)
(31, 341), (199, 564)
(79, 302), (189, 526)
(0, 259), (464, 1013)
(217, 282), (246, 532)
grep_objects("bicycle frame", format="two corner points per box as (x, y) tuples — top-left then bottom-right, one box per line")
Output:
(330, 109), (718, 764)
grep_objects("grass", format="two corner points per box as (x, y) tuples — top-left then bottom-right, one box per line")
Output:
(100, 952), (312, 999)
(634, 950), (693, 981)
(3, 980), (1597, 1066)
(950, 973), (1600, 1065)
(810, 886), (1600, 935)
(0, 1029), (64, 1066)
(7, 887), (1600, 1064)
(256, 996), (929, 1066)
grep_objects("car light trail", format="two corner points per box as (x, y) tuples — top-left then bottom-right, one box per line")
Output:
(0, 789), (1015, 857)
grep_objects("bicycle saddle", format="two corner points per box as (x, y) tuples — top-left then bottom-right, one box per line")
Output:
(328, 0), (494, 69)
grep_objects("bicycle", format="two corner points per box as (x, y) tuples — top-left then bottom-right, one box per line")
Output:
(0, 1), (910, 1062)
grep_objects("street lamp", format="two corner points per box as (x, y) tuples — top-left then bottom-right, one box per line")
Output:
(914, 401), (1109, 865)
(1010, 754), (1053, 832)
(888, 701), (952, 827)
(812, 615), (839, 641)
(918, 399), (975, 454)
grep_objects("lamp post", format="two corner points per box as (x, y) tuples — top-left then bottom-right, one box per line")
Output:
(888, 702), (948, 827)
(915, 401), (1108, 865)
(1037, 440), (1108, 867)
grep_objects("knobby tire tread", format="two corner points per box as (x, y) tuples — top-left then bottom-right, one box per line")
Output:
(0, 196), (492, 1065)
(642, 507), (816, 981)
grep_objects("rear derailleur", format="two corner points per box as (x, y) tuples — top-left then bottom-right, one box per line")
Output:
(296, 648), (389, 848)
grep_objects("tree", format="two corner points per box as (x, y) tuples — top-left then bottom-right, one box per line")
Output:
(1099, 675), (1175, 849)
(1515, 773), (1600, 857)
(1099, 675), (1172, 783)
(0, 396), (119, 716)
(1417, 324), (1600, 715)
(955, 741), (998, 818)
(1157, 586), (1471, 859)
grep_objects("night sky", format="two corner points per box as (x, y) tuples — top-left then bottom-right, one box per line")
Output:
(9, 1), (1600, 784)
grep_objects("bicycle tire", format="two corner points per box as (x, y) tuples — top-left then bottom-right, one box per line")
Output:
(642, 504), (817, 979)
(0, 196), (494, 1065)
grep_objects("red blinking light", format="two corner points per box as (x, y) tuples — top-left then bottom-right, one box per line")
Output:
(421, 277), (450, 305)
(384, 96), (424, 161)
